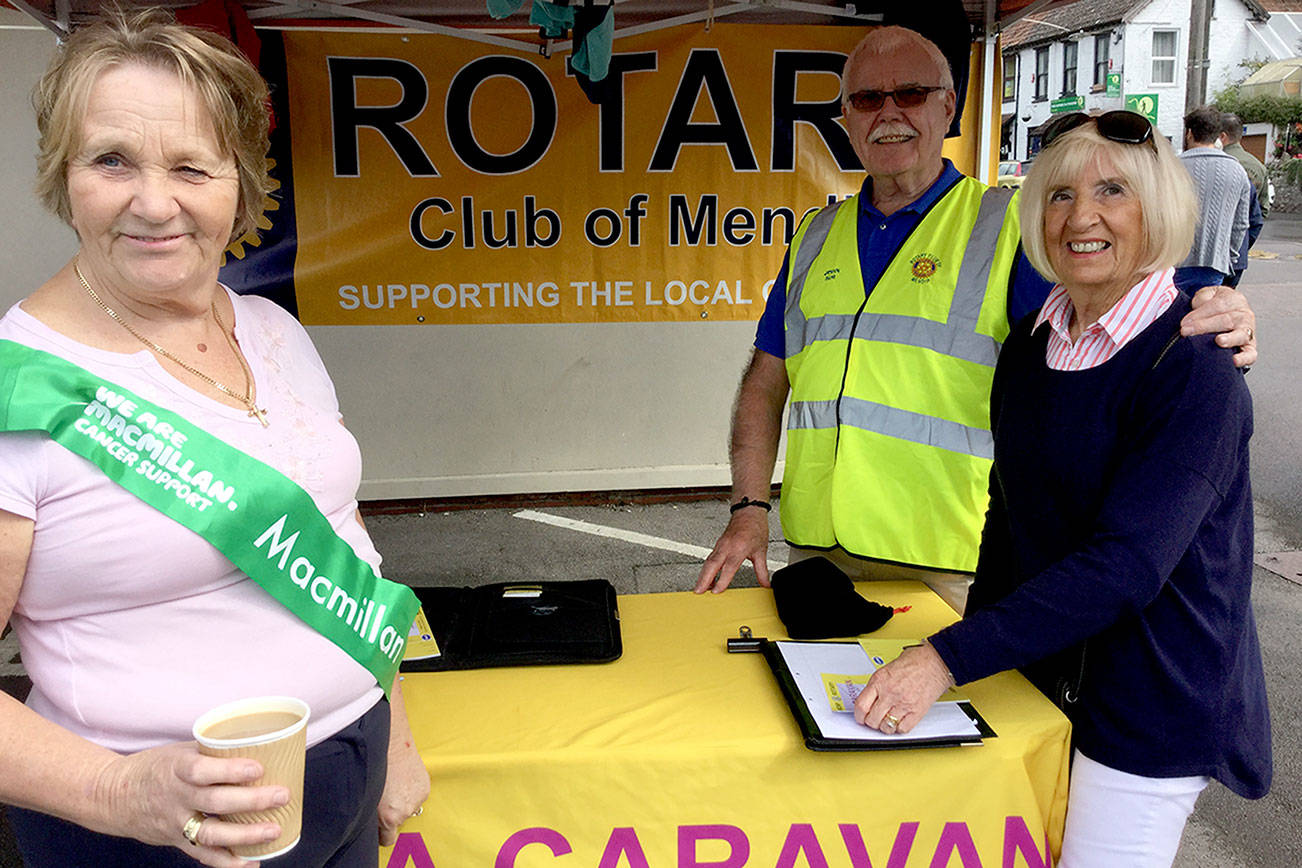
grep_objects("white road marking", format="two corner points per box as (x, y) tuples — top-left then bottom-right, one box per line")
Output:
(514, 509), (786, 573)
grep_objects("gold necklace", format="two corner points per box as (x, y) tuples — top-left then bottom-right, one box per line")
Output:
(73, 259), (269, 427)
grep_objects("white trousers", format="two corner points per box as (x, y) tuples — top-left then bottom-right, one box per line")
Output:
(1059, 749), (1210, 868)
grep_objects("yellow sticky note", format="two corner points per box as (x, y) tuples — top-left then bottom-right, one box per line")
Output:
(403, 607), (442, 661)
(822, 673), (871, 712)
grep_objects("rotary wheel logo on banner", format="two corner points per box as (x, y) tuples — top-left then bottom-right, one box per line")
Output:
(224, 157), (282, 264)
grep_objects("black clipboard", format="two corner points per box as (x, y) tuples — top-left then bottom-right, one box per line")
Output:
(761, 640), (995, 751)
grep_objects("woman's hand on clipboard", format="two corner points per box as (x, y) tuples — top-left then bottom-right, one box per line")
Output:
(853, 642), (954, 734)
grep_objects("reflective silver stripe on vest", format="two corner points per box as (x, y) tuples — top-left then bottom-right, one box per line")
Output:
(853, 313), (1000, 366)
(949, 185), (1016, 332)
(784, 201), (843, 359)
(788, 397), (995, 460)
(797, 312), (856, 347)
(785, 186), (1015, 367)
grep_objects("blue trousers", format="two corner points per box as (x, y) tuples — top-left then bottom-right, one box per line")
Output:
(8, 699), (389, 868)
(1172, 265), (1228, 295)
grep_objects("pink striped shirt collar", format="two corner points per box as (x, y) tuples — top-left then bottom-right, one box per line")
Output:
(1032, 268), (1180, 371)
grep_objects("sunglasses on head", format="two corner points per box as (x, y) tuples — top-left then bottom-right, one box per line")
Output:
(844, 86), (945, 113)
(1040, 110), (1155, 151)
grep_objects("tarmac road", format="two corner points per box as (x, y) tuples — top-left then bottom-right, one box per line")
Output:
(1, 218), (1298, 866)
(1176, 211), (1302, 868)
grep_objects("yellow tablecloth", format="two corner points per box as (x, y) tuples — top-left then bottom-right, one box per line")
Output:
(383, 582), (1070, 868)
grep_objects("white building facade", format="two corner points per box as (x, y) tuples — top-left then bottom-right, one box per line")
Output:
(1000, 0), (1277, 162)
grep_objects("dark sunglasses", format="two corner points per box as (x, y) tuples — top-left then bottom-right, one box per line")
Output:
(1041, 110), (1154, 151)
(845, 86), (945, 112)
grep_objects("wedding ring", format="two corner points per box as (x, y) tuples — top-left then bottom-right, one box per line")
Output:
(410, 805), (424, 818)
(181, 813), (205, 847)
(1246, 326), (1254, 341)
(883, 714), (901, 731)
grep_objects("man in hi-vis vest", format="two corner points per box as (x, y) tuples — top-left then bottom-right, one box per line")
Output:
(694, 25), (1258, 612)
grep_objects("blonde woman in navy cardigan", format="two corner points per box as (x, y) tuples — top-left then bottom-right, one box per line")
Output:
(851, 110), (1270, 868)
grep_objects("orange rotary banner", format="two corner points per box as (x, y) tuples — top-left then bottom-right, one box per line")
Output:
(274, 23), (872, 325)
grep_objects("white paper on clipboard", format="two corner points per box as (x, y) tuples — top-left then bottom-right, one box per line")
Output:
(774, 641), (981, 742)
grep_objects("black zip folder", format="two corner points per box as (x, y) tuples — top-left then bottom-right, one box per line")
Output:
(761, 640), (995, 751)
(400, 579), (622, 672)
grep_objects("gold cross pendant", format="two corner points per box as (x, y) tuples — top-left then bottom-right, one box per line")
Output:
(249, 406), (270, 428)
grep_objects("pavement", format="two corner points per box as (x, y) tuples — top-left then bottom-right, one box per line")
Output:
(2, 219), (1300, 867)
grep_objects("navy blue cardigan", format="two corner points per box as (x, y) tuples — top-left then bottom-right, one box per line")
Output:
(929, 299), (1271, 798)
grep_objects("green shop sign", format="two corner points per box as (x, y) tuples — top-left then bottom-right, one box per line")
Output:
(1106, 72), (1121, 98)
(1125, 93), (1159, 124)
(1050, 95), (1085, 114)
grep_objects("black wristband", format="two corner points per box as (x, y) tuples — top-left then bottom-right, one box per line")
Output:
(729, 497), (772, 514)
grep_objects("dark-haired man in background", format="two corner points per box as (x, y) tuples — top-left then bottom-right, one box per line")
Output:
(1176, 106), (1252, 293)
(1222, 112), (1269, 216)
(1220, 112), (1267, 287)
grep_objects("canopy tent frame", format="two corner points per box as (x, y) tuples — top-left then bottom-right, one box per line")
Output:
(4, 0), (1077, 43)
(247, 0), (884, 57)
(2, 0), (1080, 184)
(6, 0), (894, 42)
(7, 0), (68, 36)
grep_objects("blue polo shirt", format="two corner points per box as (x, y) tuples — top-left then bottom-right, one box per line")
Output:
(754, 160), (1053, 357)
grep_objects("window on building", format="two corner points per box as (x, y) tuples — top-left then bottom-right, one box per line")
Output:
(1003, 53), (1017, 102)
(1152, 30), (1177, 85)
(1035, 47), (1049, 100)
(1094, 33), (1110, 87)
(1063, 41), (1078, 95)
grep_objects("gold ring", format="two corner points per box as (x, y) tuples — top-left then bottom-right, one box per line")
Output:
(884, 714), (901, 730)
(181, 813), (205, 847)
(1246, 326), (1254, 341)
(411, 805), (424, 818)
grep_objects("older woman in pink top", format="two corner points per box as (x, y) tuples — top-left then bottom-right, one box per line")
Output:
(0, 9), (427, 867)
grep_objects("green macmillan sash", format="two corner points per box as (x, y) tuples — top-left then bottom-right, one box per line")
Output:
(0, 339), (420, 696)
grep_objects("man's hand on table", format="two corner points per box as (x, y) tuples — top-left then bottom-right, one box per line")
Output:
(695, 508), (771, 594)
(853, 642), (954, 735)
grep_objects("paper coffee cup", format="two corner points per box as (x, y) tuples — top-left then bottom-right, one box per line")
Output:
(193, 696), (311, 860)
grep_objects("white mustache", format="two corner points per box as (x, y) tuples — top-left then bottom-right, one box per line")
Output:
(869, 123), (918, 143)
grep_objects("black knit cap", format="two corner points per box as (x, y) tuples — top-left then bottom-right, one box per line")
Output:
(770, 557), (894, 640)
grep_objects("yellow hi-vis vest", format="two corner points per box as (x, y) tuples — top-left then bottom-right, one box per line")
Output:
(780, 177), (1021, 572)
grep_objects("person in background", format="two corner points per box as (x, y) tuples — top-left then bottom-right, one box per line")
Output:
(1175, 106), (1252, 294)
(1221, 112), (1269, 217)
(0, 9), (427, 866)
(1220, 112), (1267, 288)
(694, 26), (1258, 613)
(852, 110), (1271, 867)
